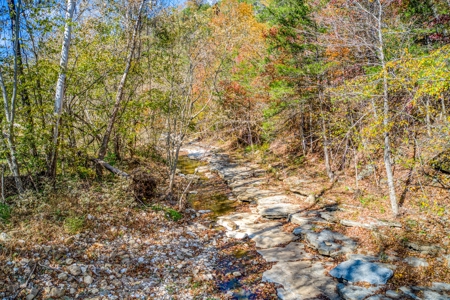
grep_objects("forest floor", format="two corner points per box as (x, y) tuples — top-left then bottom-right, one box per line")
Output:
(0, 140), (449, 299)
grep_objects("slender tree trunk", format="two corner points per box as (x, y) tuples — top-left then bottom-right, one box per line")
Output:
(0, 0), (24, 193)
(377, 0), (398, 216)
(97, 0), (146, 162)
(7, 0), (37, 157)
(425, 96), (431, 137)
(48, 0), (76, 178)
(320, 92), (334, 181)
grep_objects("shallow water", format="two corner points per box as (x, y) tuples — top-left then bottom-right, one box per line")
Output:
(178, 155), (238, 218)
(177, 155), (206, 174)
(189, 192), (238, 219)
(178, 154), (252, 298)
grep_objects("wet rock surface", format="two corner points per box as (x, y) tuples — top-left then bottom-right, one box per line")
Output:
(329, 259), (394, 284)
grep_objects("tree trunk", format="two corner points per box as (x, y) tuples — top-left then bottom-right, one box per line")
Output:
(425, 96), (431, 137)
(48, 0), (76, 178)
(377, 0), (398, 216)
(7, 0), (37, 157)
(320, 95), (334, 181)
(97, 0), (146, 162)
(0, 0), (24, 194)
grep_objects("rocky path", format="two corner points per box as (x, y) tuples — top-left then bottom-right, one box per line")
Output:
(184, 142), (450, 300)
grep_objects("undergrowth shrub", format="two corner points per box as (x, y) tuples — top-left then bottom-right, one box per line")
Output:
(0, 203), (11, 223)
(64, 216), (85, 234)
(151, 204), (183, 221)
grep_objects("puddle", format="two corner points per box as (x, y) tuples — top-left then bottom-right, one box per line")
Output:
(189, 193), (238, 219)
(177, 155), (206, 174)
(232, 249), (249, 259)
(178, 155), (238, 218)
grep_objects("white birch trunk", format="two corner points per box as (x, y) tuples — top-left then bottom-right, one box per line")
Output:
(376, 0), (398, 216)
(49, 0), (76, 177)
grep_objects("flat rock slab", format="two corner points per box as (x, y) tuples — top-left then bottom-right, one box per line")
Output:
(406, 242), (442, 255)
(282, 176), (323, 196)
(229, 178), (267, 191)
(346, 254), (379, 262)
(258, 203), (301, 219)
(257, 195), (292, 205)
(217, 212), (259, 229)
(219, 166), (254, 182)
(292, 223), (324, 236)
(243, 222), (298, 248)
(330, 259), (394, 285)
(305, 229), (357, 257)
(289, 213), (329, 226)
(257, 243), (314, 262)
(423, 290), (450, 300)
(404, 256), (429, 267)
(262, 260), (339, 300)
(337, 284), (382, 300)
(340, 219), (377, 229)
(237, 189), (282, 202)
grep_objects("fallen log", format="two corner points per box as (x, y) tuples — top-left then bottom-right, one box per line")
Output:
(92, 159), (129, 178)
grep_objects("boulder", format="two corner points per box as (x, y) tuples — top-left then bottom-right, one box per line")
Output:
(330, 259), (394, 285)
(305, 230), (357, 257)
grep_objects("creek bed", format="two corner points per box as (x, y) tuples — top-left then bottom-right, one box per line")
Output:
(178, 155), (239, 219)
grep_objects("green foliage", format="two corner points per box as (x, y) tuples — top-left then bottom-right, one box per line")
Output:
(244, 143), (270, 153)
(291, 155), (305, 166)
(64, 216), (85, 234)
(0, 203), (12, 223)
(105, 152), (118, 166)
(164, 208), (183, 222)
(151, 205), (183, 222)
(76, 166), (95, 180)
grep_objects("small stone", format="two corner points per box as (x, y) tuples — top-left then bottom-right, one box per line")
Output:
(306, 194), (316, 204)
(443, 255), (450, 268)
(65, 258), (74, 265)
(84, 275), (93, 284)
(69, 288), (76, 294)
(404, 257), (429, 267)
(67, 264), (82, 276)
(58, 272), (69, 280)
(233, 271), (242, 277)
(48, 287), (65, 298)
(0, 232), (11, 242)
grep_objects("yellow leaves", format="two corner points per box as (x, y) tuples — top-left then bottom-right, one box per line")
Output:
(209, 0), (266, 60)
